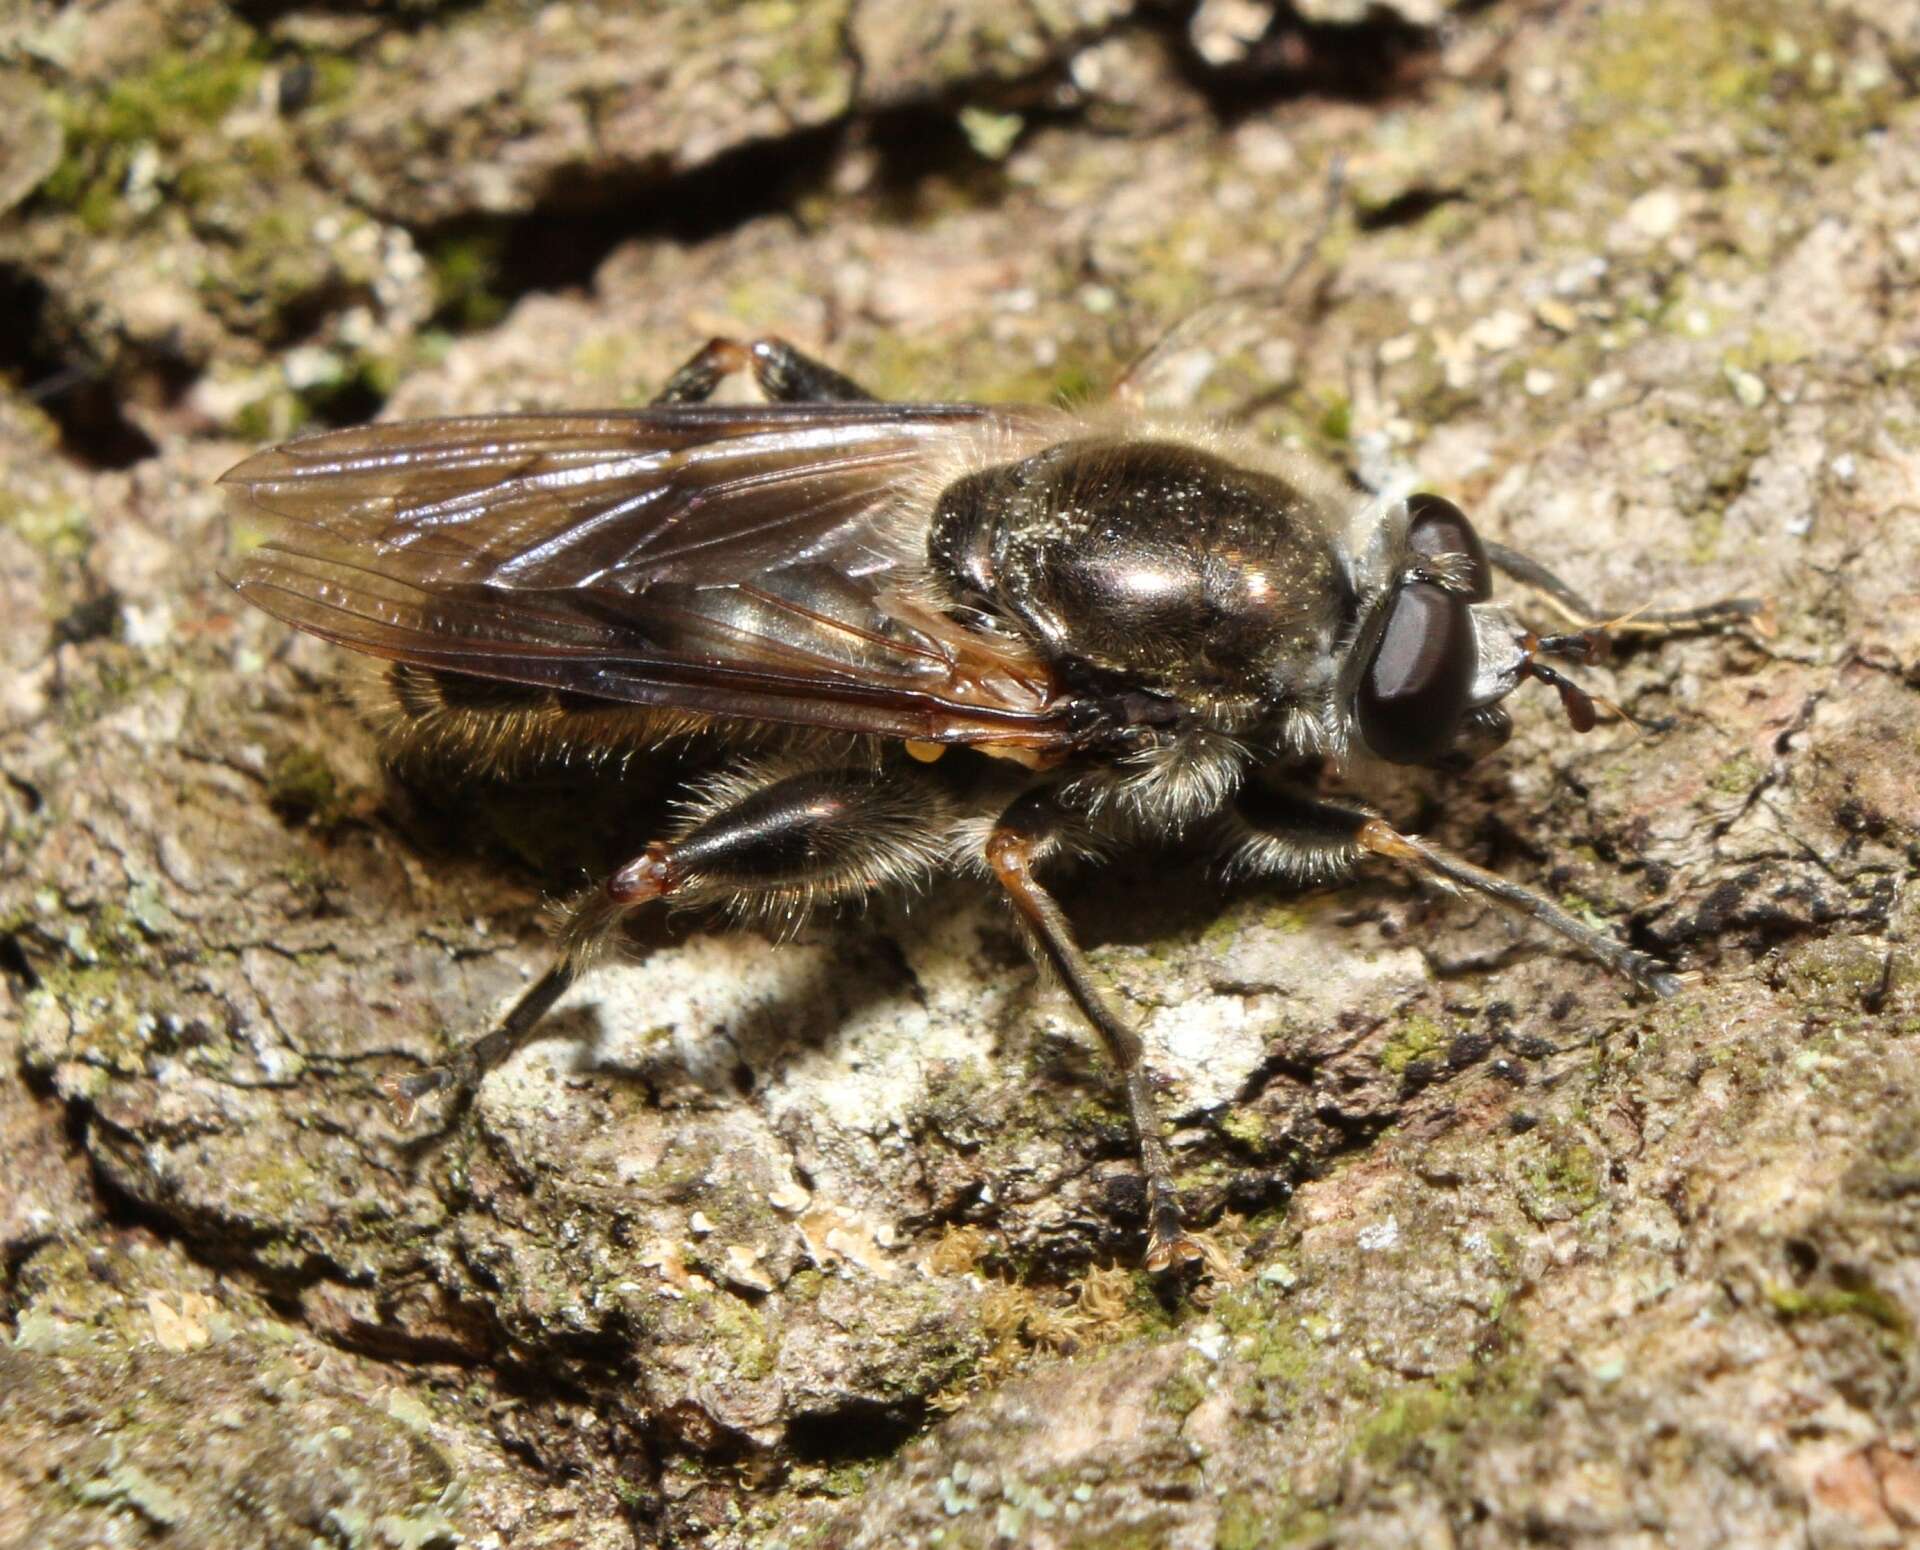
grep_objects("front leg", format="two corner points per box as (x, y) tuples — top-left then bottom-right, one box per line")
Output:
(1486, 540), (1770, 641)
(1223, 785), (1681, 996)
(986, 791), (1206, 1271)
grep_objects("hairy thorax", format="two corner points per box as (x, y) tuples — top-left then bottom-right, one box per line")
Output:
(926, 438), (1351, 714)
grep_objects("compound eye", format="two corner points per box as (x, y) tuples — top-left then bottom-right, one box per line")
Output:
(1357, 581), (1477, 765)
(1406, 493), (1492, 601)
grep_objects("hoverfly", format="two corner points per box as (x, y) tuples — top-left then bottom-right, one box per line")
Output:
(224, 333), (1762, 1268)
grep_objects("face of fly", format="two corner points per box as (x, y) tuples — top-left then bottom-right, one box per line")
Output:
(1322, 487), (1531, 770)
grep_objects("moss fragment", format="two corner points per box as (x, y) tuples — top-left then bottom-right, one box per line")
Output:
(265, 746), (344, 826)
(1517, 1133), (1604, 1224)
(41, 34), (267, 227)
(427, 232), (507, 332)
(1767, 1282), (1910, 1341)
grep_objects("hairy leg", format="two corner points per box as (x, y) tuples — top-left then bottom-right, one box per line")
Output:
(393, 760), (943, 1114)
(390, 332), (893, 1117)
(742, 337), (875, 403)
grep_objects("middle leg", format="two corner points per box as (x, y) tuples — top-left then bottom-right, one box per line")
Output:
(986, 790), (1206, 1271)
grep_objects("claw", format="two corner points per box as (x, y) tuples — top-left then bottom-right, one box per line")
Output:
(1143, 1189), (1240, 1278)
(1146, 1228), (1240, 1282)
(380, 1072), (424, 1126)
(382, 1064), (463, 1126)
(1144, 1231), (1209, 1273)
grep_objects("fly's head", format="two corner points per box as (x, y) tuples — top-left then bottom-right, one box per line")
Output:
(1329, 490), (1600, 772)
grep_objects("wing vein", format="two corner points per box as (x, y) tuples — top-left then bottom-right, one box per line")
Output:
(225, 402), (1074, 746)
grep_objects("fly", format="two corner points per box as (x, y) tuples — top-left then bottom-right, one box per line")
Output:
(224, 333), (1765, 1269)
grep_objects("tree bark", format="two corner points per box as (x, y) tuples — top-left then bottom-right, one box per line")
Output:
(3, 1), (1918, 1545)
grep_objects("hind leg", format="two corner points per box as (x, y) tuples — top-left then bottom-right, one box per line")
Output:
(392, 760), (943, 1115)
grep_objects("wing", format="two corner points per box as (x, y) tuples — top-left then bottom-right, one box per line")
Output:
(223, 402), (1081, 748)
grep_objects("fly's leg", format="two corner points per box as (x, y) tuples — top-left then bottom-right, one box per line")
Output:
(651, 336), (876, 405)
(986, 791), (1206, 1271)
(743, 338), (875, 403)
(1217, 784), (1370, 888)
(389, 959), (576, 1118)
(1485, 541), (1772, 641)
(651, 337), (752, 404)
(1221, 786), (1681, 996)
(392, 761), (945, 1117)
(600, 761), (941, 919)
(1355, 819), (1682, 995)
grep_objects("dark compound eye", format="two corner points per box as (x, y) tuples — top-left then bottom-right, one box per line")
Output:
(1405, 493), (1492, 601)
(1357, 581), (1477, 764)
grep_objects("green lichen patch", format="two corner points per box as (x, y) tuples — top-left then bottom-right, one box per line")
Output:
(1347, 1348), (1540, 1477)
(1514, 1128), (1605, 1225)
(21, 966), (158, 1081)
(425, 231), (509, 333)
(684, 1286), (779, 1381)
(2, 490), (90, 566)
(264, 745), (365, 830)
(1707, 751), (1769, 798)
(1378, 1013), (1449, 1077)
(1213, 1285), (1316, 1395)
(1216, 1490), (1310, 1550)
(1777, 938), (1915, 1015)
(1533, 0), (1900, 219)
(1217, 1105), (1277, 1153)
(1766, 1282), (1908, 1336)
(40, 32), (268, 231)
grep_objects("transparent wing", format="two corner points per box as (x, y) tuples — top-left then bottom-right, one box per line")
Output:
(223, 403), (1076, 746)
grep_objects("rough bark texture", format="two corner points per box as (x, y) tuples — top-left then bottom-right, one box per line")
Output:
(4, 2), (1919, 1547)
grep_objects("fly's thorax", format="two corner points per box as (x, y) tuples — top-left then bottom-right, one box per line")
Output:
(926, 436), (1351, 705)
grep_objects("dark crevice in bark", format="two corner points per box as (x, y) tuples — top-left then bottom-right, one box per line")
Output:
(230, 0), (486, 29)
(1355, 185), (1472, 231)
(1153, 0), (1452, 122)
(410, 119), (847, 338)
(329, 4), (1464, 377)
(786, 1395), (931, 1464)
(9, 4), (1466, 463)
(0, 931), (38, 991)
(81, 1117), (356, 1294)
(0, 264), (165, 470)
(397, 87), (1064, 352)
